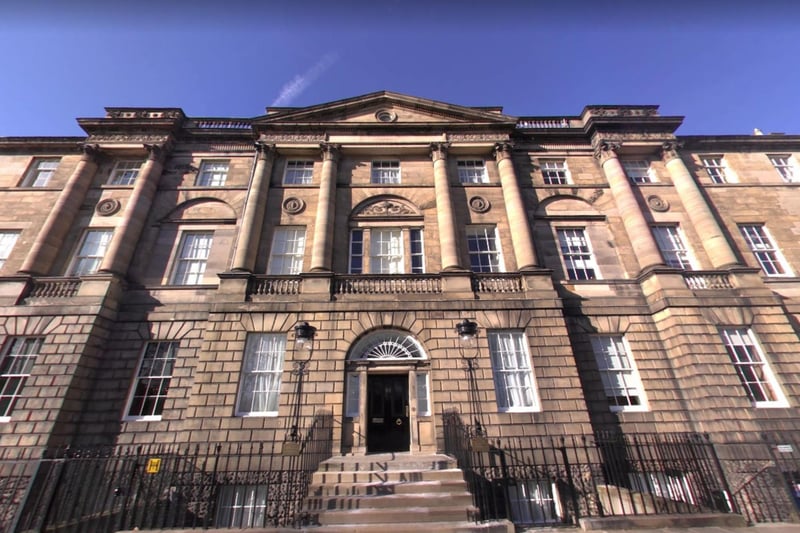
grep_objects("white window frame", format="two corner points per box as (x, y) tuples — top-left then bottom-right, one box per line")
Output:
(622, 160), (655, 183)
(0, 337), (43, 421)
(457, 160), (488, 184)
(719, 328), (788, 408)
(283, 160), (314, 185)
(170, 232), (214, 285)
(267, 227), (306, 275)
(540, 159), (570, 185)
(739, 224), (792, 277)
(652, 225), (697, 270)
(557, 228), (599, 280)
(371, 160), (401, 184)
(415, 372), (431, 416)
(68, 229), (113, 276)
(701, 156), (734, 184)
(768, 154), (798, 183)
(466, 226), (505, 273)
(124, 341), (178, 421)
(0, 231), (20, 270)
(488, 331), (539, 412)
(369, 228), (404, 274)
(345, 373), (360, 418)
(108, 160), (143, 185)
(216, 485), (270, 528)
(22, 158), (59, 187)
(589, 336), (647, 412)
(236, 334), (286, 416)
(348, 228), (423, 274)
(195, 160), (229, 186)
(507, 480), (562, 525)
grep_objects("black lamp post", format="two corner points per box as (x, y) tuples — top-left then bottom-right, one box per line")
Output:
(456, 319), (486, 440)
(286, 321), (316, 447)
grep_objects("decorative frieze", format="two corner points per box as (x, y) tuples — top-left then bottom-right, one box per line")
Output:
(259, 134), (326, 143)
(447, 133), (509, 142)
(87, 134), (171, 144)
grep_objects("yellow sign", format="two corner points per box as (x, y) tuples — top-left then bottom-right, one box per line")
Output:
(146, 458), (162, 474)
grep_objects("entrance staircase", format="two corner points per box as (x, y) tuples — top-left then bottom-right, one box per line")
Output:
(302, 453), (512, 532)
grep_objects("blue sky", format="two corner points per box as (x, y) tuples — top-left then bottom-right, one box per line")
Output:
(1, 0), (798, 137)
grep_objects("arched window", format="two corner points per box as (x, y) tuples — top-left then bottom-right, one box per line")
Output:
(349, 329), (426, 360)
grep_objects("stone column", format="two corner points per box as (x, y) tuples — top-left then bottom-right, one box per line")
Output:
(662, 142), (738, 268)
(309, 143), (339, 272)
(595, 141), (663, 272)
(99, 144), (166, 276)
(231, 143), (276, 272)
(430, 143), (461, 271)
(19, 144), (100, 275)
(493, 143), (538, 270)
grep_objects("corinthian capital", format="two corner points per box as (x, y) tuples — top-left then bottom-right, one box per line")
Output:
(430, 142), (449, 162)
(493, 142), (514, 162)
(79, 143), (101, 162)
(255, 141), (275, 161)
(593, 141), (621, 163)
(661, 141), (683, 162)
(320, 143), (340, 162)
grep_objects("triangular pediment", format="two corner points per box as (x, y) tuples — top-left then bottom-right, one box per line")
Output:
(253, 91), (517, 126)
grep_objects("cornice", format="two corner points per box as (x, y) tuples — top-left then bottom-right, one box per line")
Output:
(0, 137), (86, 153)
(678, 135), (800, 151)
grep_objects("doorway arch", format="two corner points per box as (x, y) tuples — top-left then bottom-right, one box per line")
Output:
(342, 329), (435, 455)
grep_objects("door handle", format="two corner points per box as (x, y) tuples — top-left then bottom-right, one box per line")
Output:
(405, 404), (409, 417)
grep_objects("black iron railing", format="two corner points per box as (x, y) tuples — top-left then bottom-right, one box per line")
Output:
(7, 414), (333, 533)
(443, 412), (737, 527)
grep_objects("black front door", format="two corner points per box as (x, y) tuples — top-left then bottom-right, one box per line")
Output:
(367, 374), (409, 453)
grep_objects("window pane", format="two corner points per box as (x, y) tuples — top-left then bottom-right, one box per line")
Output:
(349, 230), (363, 274)
(739, 224), (790, 276)
(720, 328), (784, 406)
(345, 373), (360, 417)
(0, 232), (20, 269)
(237, 334), (286, 415)
(371, 161), (401, 184)
(0, 337), (43, 417)
(268, 227), (306, 275)
(467, 227), (504, 273)
(488, 331), (537, 411)
(196, 160), (229, 186)
(416, 373), (430, 416)
(127, 341), (178, 418)
(540, 160), (569, 185)
(171, 232), (213, 285)
(370, 229), (403, 274)
(70, 230), (113, 276)
(557, 228), (597, 280)
(24, 158), (60, 187)
(109, 161), (143, 185)
(457, 160), (488, 184)
(284, 160), (314, 185)
(652, 225), (693, 269)
(590, 336), (644, 409)
(622, 160), (653, 183)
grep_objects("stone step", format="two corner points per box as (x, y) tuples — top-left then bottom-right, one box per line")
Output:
(308, 519), (514, 532)
(309, 478), (468, 497)
(317, 505), (479, 525)
(311, 467), (465, 485)
(317, 453), (457, 472)
(307, 491), (474, 511)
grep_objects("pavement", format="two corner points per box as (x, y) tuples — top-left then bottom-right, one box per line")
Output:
(519, 525), (800, 533)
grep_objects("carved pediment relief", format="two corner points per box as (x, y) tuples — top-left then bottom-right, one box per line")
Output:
(351, 196), (422, 220)
(255, 91), (517, 126)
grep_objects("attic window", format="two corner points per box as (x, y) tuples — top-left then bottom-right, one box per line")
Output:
(375, 110), (397, 123)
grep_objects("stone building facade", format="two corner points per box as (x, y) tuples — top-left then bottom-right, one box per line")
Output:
(0, 91), (799, 456)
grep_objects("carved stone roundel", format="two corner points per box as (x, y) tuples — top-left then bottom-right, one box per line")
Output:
(469, 196), (491, 213)
(96, 198), (121, 216)
(282, 197), (305, 214)
(647, 195), (670, 212)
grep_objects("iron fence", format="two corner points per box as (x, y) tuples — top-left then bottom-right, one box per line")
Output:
(443, 412), (735, 527)
(4, 414), (333, 533)
(715, 433), (800, 524)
